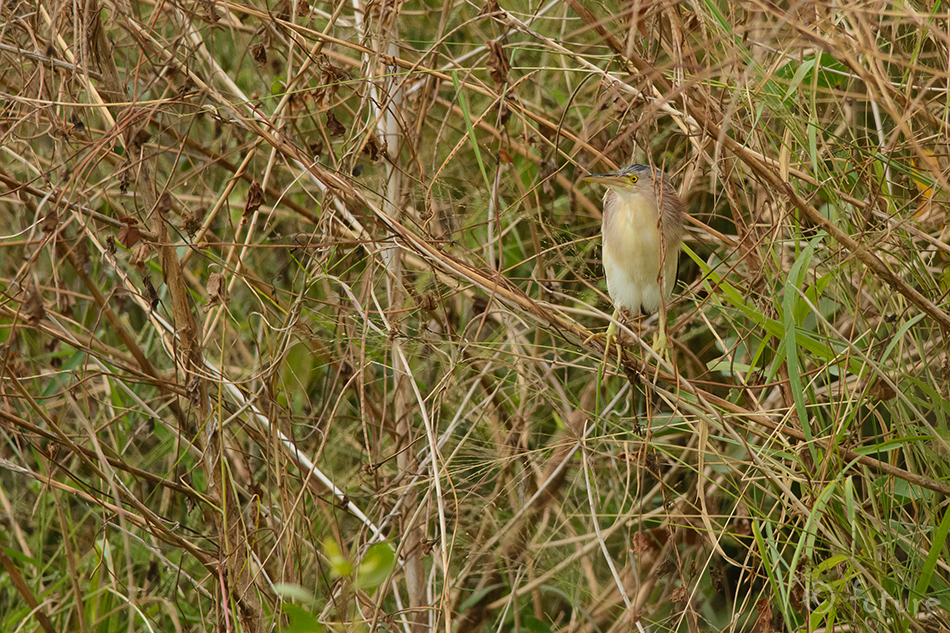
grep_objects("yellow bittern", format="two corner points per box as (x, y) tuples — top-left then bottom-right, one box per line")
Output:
(583, 164), (685, 357)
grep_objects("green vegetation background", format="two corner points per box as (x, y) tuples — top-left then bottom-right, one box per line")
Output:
(1, 0), (949, 631)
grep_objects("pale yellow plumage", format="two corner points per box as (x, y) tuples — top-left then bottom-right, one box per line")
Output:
(583, 164), (685, 354)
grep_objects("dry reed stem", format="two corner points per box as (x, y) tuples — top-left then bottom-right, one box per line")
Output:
(3, 0), (950, 632)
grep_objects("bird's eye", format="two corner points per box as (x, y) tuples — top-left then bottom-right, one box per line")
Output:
(628, 175), (638, 184)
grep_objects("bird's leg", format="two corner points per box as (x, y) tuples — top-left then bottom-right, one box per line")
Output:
(584, 309), (624, 369)
(650, 310), (672, 366)
(603, 310), (622, 367)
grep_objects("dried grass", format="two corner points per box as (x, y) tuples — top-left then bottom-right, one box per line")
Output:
(1, 0), (950, 631)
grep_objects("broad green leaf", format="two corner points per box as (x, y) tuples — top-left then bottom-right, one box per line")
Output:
(356, 541), (396, 591)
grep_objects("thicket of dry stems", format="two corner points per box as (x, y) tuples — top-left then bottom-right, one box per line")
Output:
(2, 0), (950, 631)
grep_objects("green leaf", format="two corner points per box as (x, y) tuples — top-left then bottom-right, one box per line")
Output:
(273, 583), (315, 603)
(281, 603), (325, 633)
(522, 615), (553, 633)
(323, 537), (352, 578)
(451, 71), (491, 192)
(782, 237), (820, 450)
(355, 541), (396, 591)
(913, 511), (949, 615)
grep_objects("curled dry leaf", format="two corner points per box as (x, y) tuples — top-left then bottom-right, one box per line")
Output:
(319, 56), (346, 84)
(41, 209), (58, 233)
(868, 376), (896, 401)
(156, 192), (175, 216)
(710, 566), (725, 595)
(313, 55), (347, 105)
(130, 243), (153, 271)
(325, 111), (346, 137)
(198, 0), (219, 22)
(25, 285), (46, 326)
(143, 274), (159, 311)
(486, 40), (510, 89)
(245, 181), (264, 216)
(669, 586), (687, 604)
(755, 598), (779, 633)
(185, 374), (202, 407)
(362, 134), (387, 162)
(176, 77), (196, 97)
(117, 160), (131, 194)
(417, 291), (437, 312)
(117, 223), (142, 249)
(250, 43), (267, 66)
(789, 577), (805, 611)
(182, 209), (202, 239)
(130, 129), (151, 153)
(478, 0), (501, 17)
(204, 272), (229, 312)
(630, 531), (656, 554)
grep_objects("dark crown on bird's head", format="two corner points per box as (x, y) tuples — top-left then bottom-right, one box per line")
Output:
(600, 164), (666, 191)
(616, 164), (661, 179)
(582, 163), (676, 196)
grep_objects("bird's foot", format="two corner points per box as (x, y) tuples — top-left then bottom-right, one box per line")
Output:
(582, 330), (607, 345)
(648, 320), (673, 369)
(585, 319), (624, 370)
(602, 320), (624, 369)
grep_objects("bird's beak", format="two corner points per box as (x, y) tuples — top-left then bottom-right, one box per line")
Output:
(581, 173), (626, 187)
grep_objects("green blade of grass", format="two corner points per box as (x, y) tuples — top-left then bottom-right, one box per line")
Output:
(451, 71), (491, 192)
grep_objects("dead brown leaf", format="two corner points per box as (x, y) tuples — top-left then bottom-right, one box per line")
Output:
(670, 586), (687, 604)
(25, 286), (45, 326)
(868, 376), (896, 401)
(143, 275), (159, 311)
(417, 292), (437, 312)
(486, 40), (510, 89)
(130, 243), (153, 271)
(130, 129), (151, 153)
(312, 55), (348, 105)
(117, 224), (142, 249)
(755, 598), (777, 633)
(250, 43), (267, 66)
(204, 272), (229, 312)
(41, 210), (58, 233)
(156, 192), (175, 216)
(245, 181), (264, 216)
(710, 566), (725, 595)
(326, 111), (346, 137)
(630, 531), (656, 554)
(117, 160), (131, 194)
(182, 209), (202, 239)
(362, 134), (387, 162)
(478, 0), (501, 17)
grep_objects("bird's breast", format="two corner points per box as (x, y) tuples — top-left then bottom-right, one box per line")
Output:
(602, 194), (664, 313)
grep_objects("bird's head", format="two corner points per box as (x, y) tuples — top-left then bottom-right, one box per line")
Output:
(582, 165), (665, 211)
(581, 164), (656, 196)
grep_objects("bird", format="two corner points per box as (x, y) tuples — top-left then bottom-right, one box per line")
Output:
(583, 164), (685, 357)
